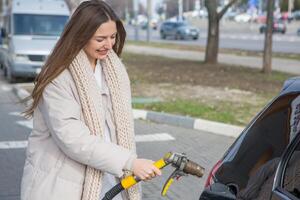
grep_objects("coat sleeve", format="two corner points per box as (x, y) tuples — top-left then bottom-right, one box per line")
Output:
(39, 75), (136, 177)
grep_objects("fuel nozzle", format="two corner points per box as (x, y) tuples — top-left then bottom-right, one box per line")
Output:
(161, 152), (205, 196)
(183, 159), (205, 178)
(164, 152), (204, 177)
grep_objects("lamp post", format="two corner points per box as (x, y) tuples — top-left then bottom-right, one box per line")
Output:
(147, 0), (152, 42)
(134, 0), (139, 41)
(178, 0), (183, 21)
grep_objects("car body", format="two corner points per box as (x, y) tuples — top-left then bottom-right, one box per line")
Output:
(1, 0), (69, 82)
(259, 20), (287, 34)
(280, 12), (293, 23)
(224, 10), (239, 21)
(140, 18), (158, 30)
(200, 77), (300, 200)
(293, 11), (300, 20)
(234, 13), (252, 23)
(160, 21), (199, 40)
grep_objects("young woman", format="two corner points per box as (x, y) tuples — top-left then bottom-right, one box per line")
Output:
(21, 1), (161, 200)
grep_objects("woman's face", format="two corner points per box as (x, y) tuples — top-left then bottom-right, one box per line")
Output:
(84, 20), (117, 65)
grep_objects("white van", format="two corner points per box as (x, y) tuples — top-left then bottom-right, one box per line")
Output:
(1, 0), (70, 82)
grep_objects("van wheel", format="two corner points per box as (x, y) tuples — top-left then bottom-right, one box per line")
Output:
(3, 67), (7, 77)
(6, 67), (16, 83)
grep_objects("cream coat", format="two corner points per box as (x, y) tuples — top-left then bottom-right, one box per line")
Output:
(20, 69), (137, 200)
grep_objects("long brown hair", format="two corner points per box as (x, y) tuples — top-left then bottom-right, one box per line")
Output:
(23, 0), (126, 117)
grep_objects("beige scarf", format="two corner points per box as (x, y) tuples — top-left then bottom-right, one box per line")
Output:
(69, 50), (140, 200)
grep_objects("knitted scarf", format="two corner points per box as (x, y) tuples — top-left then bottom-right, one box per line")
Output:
(69, 50), (140, 200)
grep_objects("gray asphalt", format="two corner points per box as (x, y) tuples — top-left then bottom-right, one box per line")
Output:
(126, 25), (300, 54)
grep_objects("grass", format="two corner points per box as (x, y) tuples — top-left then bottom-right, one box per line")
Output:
(122, 51), (294, 126)
(126, 40), (300, 61)
(133, 99), (266, 126)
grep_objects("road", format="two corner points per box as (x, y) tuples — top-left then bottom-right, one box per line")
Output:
(125, 21), (300, 54)
(0, 72), (236, 200)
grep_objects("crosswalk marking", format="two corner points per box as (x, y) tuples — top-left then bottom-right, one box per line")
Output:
(0, 141), (28, 149)
(16, 120), (33, 129)
(135, 133), (175, 142)
(0, 133), (175, 149)
(0, 85), (12, 91)
(6, 112), (175, 149)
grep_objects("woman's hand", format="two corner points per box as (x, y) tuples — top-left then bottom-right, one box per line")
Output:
(132, 159), (162, 181)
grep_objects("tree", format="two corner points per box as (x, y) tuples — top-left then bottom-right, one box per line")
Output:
(165, 0), (178, 18)
(204, 0), (239, 64)
(262, 0), (275, 74)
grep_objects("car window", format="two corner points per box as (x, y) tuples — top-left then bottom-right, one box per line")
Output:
(175, 22), (187, 27)
(282, 141), (300, 198)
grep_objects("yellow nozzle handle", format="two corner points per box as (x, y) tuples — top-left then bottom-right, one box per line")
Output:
(121, 158), (167, 189)
(161, 177), (174, 196)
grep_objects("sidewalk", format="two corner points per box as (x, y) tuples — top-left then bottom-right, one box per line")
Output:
(124, 45), (300, 75)
(12, 84), (244, 138)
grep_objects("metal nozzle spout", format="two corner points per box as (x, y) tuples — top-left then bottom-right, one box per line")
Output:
(183, 160), (205, 177)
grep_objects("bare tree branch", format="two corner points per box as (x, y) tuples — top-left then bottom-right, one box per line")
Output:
(218, 0), (239, 19)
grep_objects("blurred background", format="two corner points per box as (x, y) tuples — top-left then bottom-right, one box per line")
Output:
(0, 0), (300, 200)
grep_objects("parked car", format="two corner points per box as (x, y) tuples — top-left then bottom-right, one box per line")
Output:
(140, 18), (158, 30)
(234, 13), (252, 23)
(293, 10), (300, 20)
(160, 21), (199, 40)
(259, 20), (287, 34)
(280, 12), (293, 23)
(224, 10), (239, 21)
(200, 77), (300, 200)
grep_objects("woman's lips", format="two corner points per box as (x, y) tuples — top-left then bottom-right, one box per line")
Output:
(96, 49), (108, 55)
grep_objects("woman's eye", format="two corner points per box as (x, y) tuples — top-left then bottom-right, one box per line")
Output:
(96, 39), (104, 42)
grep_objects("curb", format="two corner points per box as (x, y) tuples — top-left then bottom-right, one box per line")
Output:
(132, 109), (244, 138)
(13, 85), (244, 138)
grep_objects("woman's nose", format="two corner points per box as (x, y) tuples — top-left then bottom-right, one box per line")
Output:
(104, 39), (113, 49)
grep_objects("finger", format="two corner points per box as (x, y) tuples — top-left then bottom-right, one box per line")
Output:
(152, 166), (162, 176)
(140, 174), (147, 181)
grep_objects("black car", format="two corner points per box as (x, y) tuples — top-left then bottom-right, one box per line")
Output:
(200, 77), (300, 200)
(160, 21), (199, 40)
(259, 20), (287, 34)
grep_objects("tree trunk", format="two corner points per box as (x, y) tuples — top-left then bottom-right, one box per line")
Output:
(204, 0), (238, 64)
(263, 0), (275, 74)
(205, 0), (219, 64)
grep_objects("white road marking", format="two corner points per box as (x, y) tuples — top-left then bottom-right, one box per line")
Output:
(7, 111), (174, 149)
(0, 85), (12, 91)
(0, 133), (175, 149)
(16, 120), (33, 129)
(0, 141), (28, 149)
(135, 133), (175, 142)
(9, 112), (21, 116)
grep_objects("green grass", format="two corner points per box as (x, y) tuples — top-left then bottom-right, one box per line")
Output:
(133, 99), (266, 126)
